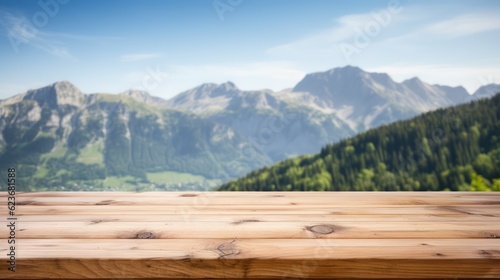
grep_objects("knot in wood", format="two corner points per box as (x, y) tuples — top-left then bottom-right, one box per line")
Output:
(217, 241), (239, 257)
(306, 224), (336, 235)
(135, 231), (156, 239)
(233, 219), (260, 225)
(180, 194), (198, 197)
(18, 200), (36, 205)
(96, 200), (115, 205)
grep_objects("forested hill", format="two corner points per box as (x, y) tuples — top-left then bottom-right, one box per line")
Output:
(219, 94), (500, 191)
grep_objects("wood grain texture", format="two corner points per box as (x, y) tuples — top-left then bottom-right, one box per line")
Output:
(3, 205), (500, 216)
(4, 221), (500, 239)
(0, 192), (499, 279)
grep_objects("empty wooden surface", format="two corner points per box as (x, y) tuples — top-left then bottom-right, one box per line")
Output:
(1, 192), (499, 279)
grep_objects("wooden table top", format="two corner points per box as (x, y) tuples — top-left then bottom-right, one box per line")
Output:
(1, 191), (499, 279)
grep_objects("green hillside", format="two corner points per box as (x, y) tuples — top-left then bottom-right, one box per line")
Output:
(219, 94), (500, 191)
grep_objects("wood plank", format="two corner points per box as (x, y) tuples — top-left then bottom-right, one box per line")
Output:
(4, 192), (500, 206)
(3, 191), (499, 206)
(1, 239), (499, 279)
(4, 221), (500, 239)
(3, 259), (498, 279)
(3, 204), (499, 216)
(1, 192), (499, 279)
(4, 238), (500, 256)
(12, 213), (500, 222)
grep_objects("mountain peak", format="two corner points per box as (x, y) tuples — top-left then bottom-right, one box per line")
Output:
(300, 65), (365, 82)
(198, 83), (218, 90)
(119, 89), (169, 105)
(402, 77), (426, 90)
(474, 83), (500, 98)
(331, 65), (364, 74)
(218, 81), (238, 91)
(23, 81), (83, 108)
(403, 77), (423, 84)
(52, 81), (80, 93)
(121, 89), (150, 100)
(292, 65), (372, 95)
(208, 81), (239, 98)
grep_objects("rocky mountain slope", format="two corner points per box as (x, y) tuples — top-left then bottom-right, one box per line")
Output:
(0, 81), (270, 191)
(167, 66), (495, 160)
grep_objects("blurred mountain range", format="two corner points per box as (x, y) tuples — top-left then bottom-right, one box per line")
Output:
(0, 66), (497, 191)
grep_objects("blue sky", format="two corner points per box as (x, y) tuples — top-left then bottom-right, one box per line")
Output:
(0, 0), (499, 99)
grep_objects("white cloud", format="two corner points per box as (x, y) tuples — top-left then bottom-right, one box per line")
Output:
(266, 13), (372, 56)
(263, 7), (500, 90)
(379, 12), (500, 45)
(34, 43), (75, 60)
(266, 5), (407, 58)
(424, 13), (500, 38)
(120, 53), (162, 62)
(0, 12), (76, 60)
(265, 6), (500, 69)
